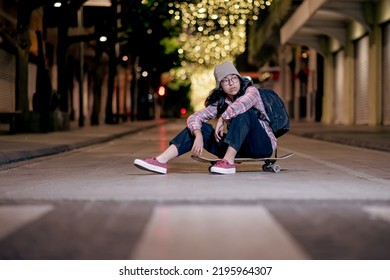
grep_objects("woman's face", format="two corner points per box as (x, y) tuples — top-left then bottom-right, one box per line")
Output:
(220, 74), (240, 100)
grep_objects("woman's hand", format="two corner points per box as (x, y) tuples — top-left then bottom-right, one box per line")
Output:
(215, 117), (225, 142)
(191, 130), (204, 156)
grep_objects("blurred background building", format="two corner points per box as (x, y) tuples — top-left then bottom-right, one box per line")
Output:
(248, 0), (389, 126)
(0, 0), (389, 132)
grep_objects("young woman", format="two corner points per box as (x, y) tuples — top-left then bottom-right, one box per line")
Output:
(134, 61), (277, 174)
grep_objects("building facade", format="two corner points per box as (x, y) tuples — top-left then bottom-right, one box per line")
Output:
(249, 0), (389, 126)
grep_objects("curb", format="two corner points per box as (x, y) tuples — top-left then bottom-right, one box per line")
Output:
(290, 131), (390, 153)
(0, 122), (166, 166)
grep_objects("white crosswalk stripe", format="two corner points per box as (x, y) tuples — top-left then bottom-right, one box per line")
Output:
(363, 206), (390, 224)
(131, 205), (309, 260)
(0, 205), (54, 241)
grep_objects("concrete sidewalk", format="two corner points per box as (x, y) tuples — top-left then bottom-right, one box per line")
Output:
(289, 122), (390, 153)
(0, 119), (170, 166)
(0, 118), (389, 166)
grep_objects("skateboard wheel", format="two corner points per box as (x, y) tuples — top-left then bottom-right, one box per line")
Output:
(272, 164), (281, 173)
(262, 164), (273, 172)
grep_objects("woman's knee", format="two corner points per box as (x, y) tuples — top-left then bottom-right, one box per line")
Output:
(230, 108), (257, 126)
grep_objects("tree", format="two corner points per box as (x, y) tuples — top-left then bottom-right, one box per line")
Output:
(44, 0), (91, 114)
(2, 0), (91, 130)
(9, 0), (187, 128)
(119, 0), (184, 120)
(15, 0), (50, 113)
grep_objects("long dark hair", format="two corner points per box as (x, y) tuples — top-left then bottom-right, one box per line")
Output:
(204, 76), (252, 116)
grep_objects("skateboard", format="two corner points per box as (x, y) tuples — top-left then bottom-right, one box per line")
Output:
(191, 152), (294, 173)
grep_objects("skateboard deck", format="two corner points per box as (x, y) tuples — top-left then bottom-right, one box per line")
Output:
(191, 152), (294, 173)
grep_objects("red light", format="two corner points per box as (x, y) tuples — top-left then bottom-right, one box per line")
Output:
(158, 86), (166, 96)
(180, 108), (187, 115)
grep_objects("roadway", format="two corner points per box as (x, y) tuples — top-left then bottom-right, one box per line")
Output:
(0, 119), (389, 259)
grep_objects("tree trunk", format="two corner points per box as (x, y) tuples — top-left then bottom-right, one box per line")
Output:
(15, 1), (31, 114)
(105, 0), (118, 124)
(34, 30), (52, 112)
(58, 24), (69, 112)
(91, 50), (103, 125)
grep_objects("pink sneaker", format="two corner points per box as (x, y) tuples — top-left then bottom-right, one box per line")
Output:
(210, 159), (236, 174)
(134, 157), (167, 174)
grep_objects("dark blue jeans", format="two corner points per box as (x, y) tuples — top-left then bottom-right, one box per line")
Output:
(170, 109), (273, 158)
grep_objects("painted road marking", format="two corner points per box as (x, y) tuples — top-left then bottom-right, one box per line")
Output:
(131, 205), (309, 259)
(0, 205), (54, 240)
(363, 206), (390, 224)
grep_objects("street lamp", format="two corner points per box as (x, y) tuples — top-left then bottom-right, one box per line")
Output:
(99, 35), (108, 42)
(84, 0), (111, 7)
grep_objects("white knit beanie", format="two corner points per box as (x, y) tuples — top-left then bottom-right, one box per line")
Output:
(214, 61), (240, 85)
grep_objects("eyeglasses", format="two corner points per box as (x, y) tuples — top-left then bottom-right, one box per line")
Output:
(221, 75), (239, 86)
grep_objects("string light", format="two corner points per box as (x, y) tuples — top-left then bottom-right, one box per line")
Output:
(176, 0), (271, 67)
(143, 0), (273, 109)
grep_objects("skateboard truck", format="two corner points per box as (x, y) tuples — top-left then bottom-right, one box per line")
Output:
(262, 160), (281, 173)
(263, 148), (281, 173)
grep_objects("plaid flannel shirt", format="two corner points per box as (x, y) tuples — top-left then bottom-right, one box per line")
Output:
(187, 86), (277, 151)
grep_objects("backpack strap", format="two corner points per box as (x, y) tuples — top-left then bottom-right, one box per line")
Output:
(254, 108), (270, 123)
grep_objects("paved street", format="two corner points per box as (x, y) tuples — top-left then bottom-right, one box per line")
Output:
(0, 120), (389, 259)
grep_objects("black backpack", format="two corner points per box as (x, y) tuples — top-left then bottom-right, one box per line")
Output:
(257, 88), (290, 138)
